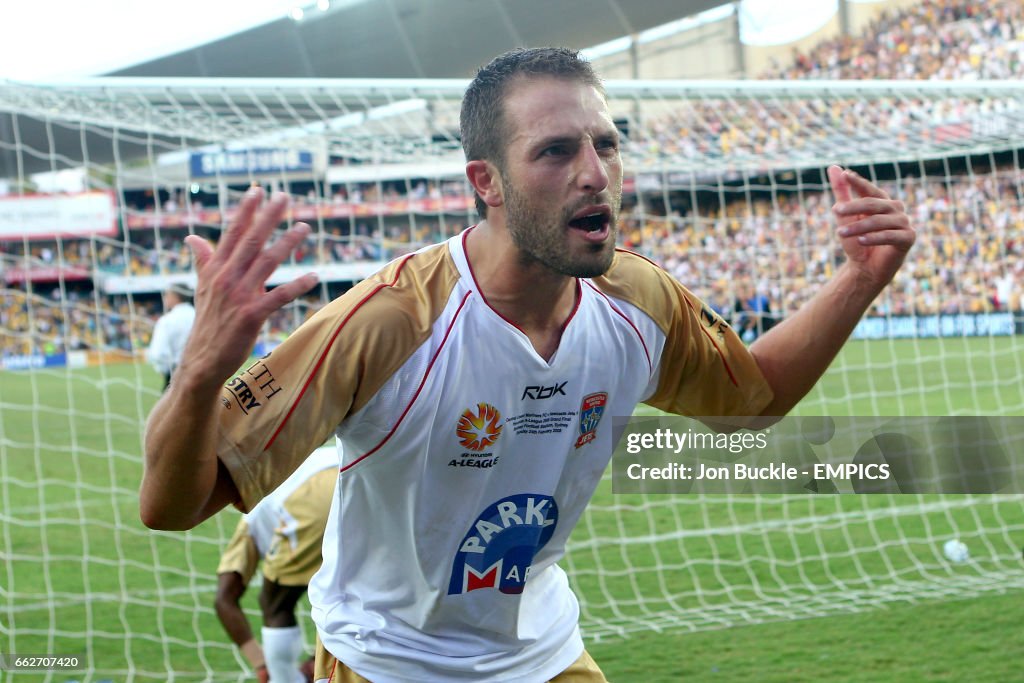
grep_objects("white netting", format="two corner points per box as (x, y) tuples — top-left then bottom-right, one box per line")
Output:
(1, 78), (1023, 681)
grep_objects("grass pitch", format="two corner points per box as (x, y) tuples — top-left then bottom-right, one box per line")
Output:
(2, 336), (1024, 682)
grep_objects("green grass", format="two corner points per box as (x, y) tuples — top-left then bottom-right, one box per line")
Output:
(590, 592), (1022, 682)
(2, 337), (1023, 682)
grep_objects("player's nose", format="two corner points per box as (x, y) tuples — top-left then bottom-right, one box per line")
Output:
(574, 142), (609, 194)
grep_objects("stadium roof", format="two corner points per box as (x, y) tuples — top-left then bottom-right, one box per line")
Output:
(106, 0), (731, 78)
(1, 0), (732, 182)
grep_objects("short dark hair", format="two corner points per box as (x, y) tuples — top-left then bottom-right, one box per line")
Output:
(460, 47), (604, 217)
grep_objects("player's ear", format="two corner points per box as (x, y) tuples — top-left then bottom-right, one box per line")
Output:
(466, 160), (504, 209)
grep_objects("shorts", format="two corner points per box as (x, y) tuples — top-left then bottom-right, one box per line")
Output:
(312, 636), (608, 683)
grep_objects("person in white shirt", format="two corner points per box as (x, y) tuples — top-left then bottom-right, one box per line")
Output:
(215, 447), (336, 683)
(140, 47), (915, 682)
(145, 283), (195, 389)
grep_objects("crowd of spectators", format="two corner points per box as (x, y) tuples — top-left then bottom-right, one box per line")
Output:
(0, 286), (159, 358)
(0, 236), (189, 278)
(5, 163), (1019, 358)
(0, 217), (473, 279)
(621, 171), (1023, 338)
(2, 0), (1023, 358)
(762, 0), (1024, 80)
(625, 0), (1024, 166)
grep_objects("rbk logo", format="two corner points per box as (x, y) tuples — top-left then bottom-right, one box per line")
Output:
(522, 382), (567, 400)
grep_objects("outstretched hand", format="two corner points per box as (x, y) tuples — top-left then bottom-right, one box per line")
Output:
(828, 165), (915, 288)
(181, 188), (318, 389)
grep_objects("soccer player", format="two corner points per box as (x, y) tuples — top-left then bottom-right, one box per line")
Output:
(145, 283), (196, 389)
(140, 47), (914, 681)
(215, 447), (336, 683)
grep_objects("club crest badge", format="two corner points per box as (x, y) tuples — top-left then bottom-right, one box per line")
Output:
(575, 391), (607, 448)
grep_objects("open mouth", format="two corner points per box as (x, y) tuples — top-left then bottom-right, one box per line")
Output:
(568, 207), (612, 233)
(568, 213), (609, 232)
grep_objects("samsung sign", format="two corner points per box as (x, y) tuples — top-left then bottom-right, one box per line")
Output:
(190, 148), (314, 178)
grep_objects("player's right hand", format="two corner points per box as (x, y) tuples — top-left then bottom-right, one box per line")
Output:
(181, 188), (318, 389)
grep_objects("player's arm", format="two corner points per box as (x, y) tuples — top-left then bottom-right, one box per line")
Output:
(750, 166), (915, 416)
(215, 520), (267, 678)
(139, 189), (318, 530)
(215, 571), (262, 652)
(216, 572), (270, 683)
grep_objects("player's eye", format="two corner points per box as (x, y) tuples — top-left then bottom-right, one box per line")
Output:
(541, 145), (569, 157)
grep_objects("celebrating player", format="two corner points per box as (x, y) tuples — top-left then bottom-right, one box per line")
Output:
(215, 447), (336, 683)
(140, 47), (914, 681)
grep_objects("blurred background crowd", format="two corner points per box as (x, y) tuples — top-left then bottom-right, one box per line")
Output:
(1, 0), (1021, 358)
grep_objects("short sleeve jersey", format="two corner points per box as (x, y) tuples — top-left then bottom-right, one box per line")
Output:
(215, 447), (337, 586)
(215, 230), (772, 683)
(242, 446), (337, 556)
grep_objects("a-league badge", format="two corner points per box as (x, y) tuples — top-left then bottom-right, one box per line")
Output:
(575, 391), (607, 448)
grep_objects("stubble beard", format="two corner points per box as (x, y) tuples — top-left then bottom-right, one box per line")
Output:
(503, 179), (619, 279)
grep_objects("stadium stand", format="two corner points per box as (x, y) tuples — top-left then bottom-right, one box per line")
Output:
(4, 4), (1024, 682)
(0, 0), (1019, 358)
(4, 0), (1021, 358)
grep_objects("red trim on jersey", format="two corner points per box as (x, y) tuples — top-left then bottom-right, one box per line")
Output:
(610, 248), (739, 387)
(560, 279), (582, 335)
(584, 281), (652, 374)
(460, 227), (582, 337)
(263, 254), (416, 451)
(340, 290), (473, 473)
(684, 297), (739, 387)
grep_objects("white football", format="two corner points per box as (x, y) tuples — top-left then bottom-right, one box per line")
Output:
(943, 539), (969, 563)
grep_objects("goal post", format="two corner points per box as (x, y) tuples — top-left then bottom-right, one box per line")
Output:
(1, 78), (1023, 681)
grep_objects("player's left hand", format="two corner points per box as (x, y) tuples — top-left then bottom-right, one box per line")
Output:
(828, 165), (915, 288)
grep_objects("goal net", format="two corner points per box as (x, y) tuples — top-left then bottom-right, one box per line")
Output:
(1, 78), (1023, 681)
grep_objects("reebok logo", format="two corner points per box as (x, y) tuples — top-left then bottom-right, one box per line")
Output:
(521, 382), (567, 400)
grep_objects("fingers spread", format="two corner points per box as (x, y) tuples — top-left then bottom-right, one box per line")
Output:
(226, 192), (290, 275)
(213, 187), (264, 267)
(258, 273), (320, 318)
(243, 222), (313, 289)
(184, 234), (215, 272)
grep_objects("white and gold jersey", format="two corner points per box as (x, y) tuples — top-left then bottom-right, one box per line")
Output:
(216, 230), (771, 682)
(245, 447), (336, 586)
(216, 447), (337, 587)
